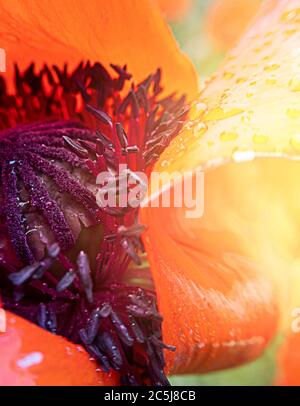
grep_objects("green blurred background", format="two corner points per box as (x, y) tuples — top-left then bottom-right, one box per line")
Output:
(166, 0), (280, 386)
(170, 0), (225, 78)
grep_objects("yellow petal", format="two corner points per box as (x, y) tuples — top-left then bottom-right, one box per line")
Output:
(142, 0), (300, 374)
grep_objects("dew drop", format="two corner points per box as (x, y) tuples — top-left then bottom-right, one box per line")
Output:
(253, 134), (268, 144)
(65, 346), (73, 356)
(204, 107), (244, 122)
(176, 150), (185, 159)
(290, 134), (300, 150)
(223, 71), (234, 80)
(160, 160), (170, 168)
(232, 150), (256, 163)
(193, 122), (208, 138)
(241, 115), (252, 125)
(236, 77), (247, 84)
(289, 77), (300, 92)
(265, 78), (277, 85)
(227, 54), (236, 61)
(264, 64), (280, 72)
(220, 131), (238, 142)
(16, 352), (44, 369)
(262, 55), (271, 61)
(286, 28), (298, 37)
(189, 102), (207, 120)
(263, 40), (272, 47)
(287, 108), (300, 119)
(281, 9), (300, 24)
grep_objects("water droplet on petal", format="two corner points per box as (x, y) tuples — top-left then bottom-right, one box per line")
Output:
(264, 63), (280, 72)
(290, 134), (300, 150)
(287, 108), (300, 119)
(193, 122), (208, 138)
(232, 150), (256, 163)
(189, 102), (207, 120)
(220, 131), (238, 142)
(204, 107), (244, 122)
(160, 160), (170, 168)
(289, 77), (300, 92)
(281, 9), (300, 24)
(285, 28), (297, 36)
(223, 71), (234, 80)
(236, 77), (247, 84)
(253, 134), (269, 144)
(266, 78), (277, 85)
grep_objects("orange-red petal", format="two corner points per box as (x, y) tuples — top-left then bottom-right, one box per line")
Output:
(205, 0), (262, 50)
(0, 311), (118, 385)
(276, 332), (300, 385)
(155, 0), (194, 22)
(141, 0), (300, 375)
(0, 0), (197, 98)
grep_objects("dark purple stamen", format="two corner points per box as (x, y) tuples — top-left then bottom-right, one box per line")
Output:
(63, 135), (89, 158)
(56, 269), (76, 292)
(97, 331), (124, 369)
(2, 162), (34, 264)
(86, 307), (102, 344)
(37, 303), (47, 329)
(8, 263), (39, 286)
(77, 251), (94, 304)
(96, 130), (114, 149)
(27, 153), (98, 218)
(116, 123), (128, 149)
(110, 310), (134, 346)
(86, 104), (113, 126)
(99, 303), (112, 318)
(18, 160), (75, 251)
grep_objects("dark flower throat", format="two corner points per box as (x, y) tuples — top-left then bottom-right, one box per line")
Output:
(0, 61), (188, 385)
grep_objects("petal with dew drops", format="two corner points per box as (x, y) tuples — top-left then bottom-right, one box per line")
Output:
(0, 311), (118, 385)
(141, 0), (300, 375)
(0, 0), (197, 98)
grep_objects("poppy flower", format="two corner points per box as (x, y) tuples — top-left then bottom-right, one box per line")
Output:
(0, 0), (299, 387)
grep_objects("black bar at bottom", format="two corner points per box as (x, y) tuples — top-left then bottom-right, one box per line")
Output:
(0, 386), (299, 402)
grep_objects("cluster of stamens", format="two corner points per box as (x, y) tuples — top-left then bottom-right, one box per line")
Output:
(0, 61), (188, 385)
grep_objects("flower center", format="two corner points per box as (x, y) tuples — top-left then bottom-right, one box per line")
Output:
(0, 62), (187, 385)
